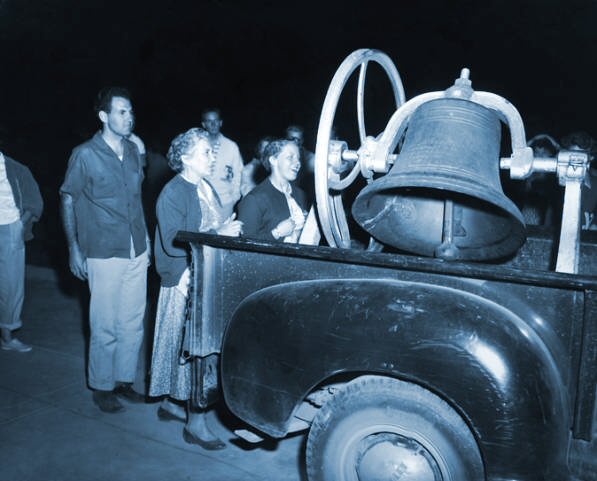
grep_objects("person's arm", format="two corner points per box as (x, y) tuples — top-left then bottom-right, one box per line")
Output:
(237, 191), (293, 241)
(22, 165), (44, 221)
(145, 231), (152, 266)
(21, 210), (33, 225)
(216, 213), (243, 236)
(17, 165), (43, 242)
(237, 192), (267, 239)
(240, 163), (254, 197)
(156, 187), (188, 258)
(271, 218), (296, 240)
(128, 133), (147, 168)
(60, 192), (87, 280)
(60, 151), (88, 280)
(231, 146), (244, 203)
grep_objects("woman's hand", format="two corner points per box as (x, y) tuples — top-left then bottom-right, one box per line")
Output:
(292, 210), (308, 230)
(272, 217), (296, 239)
(217, 214), (243, 237)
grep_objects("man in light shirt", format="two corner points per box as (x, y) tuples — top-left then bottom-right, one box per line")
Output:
(0, 151), (43, 352)
(201, 108), (244, 218)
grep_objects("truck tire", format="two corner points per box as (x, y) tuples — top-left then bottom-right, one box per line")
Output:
(306, 375), (484, 481)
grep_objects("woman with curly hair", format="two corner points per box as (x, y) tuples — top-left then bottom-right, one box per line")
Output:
(237, 138), (309, 242)
(150, 127), (242, 450)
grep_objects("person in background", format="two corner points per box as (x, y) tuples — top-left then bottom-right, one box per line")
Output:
(561, 131), (596, 230)
(201, 108), (244, 218)
(60, 86), (149, 413)
(0, 151), (43, 352)
(521, 134), (561, 226)
(237, 138), (308, 242)
(151, 127), (242, 450)
(240, 136), (272, 197)
(286, 124), (315, 201)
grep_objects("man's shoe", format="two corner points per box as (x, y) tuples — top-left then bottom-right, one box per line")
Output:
(92, 390), (124, 413)
(113, 383), (146, 403)
(1, 338), (32, 353)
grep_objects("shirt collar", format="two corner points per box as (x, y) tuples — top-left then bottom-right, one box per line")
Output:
(91, 131), (133, 160)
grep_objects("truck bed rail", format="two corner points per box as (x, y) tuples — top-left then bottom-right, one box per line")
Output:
(177, 231), (597, 291)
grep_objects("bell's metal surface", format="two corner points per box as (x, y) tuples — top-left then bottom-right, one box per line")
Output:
(352, 98), (526, 260)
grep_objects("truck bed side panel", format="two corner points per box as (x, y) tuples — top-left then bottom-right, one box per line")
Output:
(222, 279), (568, 481)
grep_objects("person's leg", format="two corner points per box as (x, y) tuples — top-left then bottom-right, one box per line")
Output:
(0, 327), (10, 344)
(87, 257), (129, 390)
(0, 221), (28, 352)
(113, 248), (147, 400)
(150, 286), (190, 419)
(88, 256), (133, 412)
(158, 397), (186, 421)
(183, 403), (226, 450)
(0, 247), (24, 343)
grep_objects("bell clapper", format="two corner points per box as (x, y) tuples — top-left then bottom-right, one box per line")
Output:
(434, 199), (461, 259)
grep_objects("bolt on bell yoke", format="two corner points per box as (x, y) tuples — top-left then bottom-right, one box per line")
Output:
(352, 69), (526, 261)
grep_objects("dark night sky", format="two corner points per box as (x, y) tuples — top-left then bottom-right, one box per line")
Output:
(0, 0), (595, 259)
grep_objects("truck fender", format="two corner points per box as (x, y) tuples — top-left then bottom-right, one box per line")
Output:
(221, 278), (569, 480)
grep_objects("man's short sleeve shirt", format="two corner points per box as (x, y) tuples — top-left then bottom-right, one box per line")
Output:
(60, 132), (147, 259)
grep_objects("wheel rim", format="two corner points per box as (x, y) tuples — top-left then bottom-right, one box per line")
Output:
(338, 424), (449, 481)
(314, 49), (405, 248)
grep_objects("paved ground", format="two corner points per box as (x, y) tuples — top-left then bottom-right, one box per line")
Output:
(0, 265), (306, 481)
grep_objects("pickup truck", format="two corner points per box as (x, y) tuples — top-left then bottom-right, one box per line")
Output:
(177, 49), (597, 481)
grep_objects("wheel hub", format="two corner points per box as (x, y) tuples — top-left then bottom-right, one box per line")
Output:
(355, 433), (442, 481)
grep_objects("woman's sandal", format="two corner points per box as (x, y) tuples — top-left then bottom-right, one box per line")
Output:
(182, 428), (226, 450)
(157, 406), (185, 423)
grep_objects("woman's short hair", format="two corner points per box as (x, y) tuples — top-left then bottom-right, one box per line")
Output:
(166, 127), (209, 173)
(260, 138), (296, 173)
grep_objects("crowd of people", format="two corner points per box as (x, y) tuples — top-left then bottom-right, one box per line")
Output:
(1, 85), (596, 451)
(61, 87), (317, 449)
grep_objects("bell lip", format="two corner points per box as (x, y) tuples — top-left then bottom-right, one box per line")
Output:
(352, 173), (528, 261)
(354, 171), (526, 226)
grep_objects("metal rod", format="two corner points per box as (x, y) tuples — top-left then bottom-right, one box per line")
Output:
(500, 157), (558, 172)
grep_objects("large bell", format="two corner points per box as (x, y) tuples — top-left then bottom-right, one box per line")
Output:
(352, 98), (526, 260)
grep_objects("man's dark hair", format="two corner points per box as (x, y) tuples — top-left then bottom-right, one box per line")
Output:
(286, 124), (305, 137)
(94, 87), (132, 115)
(201, 107), (221, 119)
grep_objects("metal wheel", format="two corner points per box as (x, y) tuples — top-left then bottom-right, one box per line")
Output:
(306, 375), (484, 481)
(314, 49), (405, 248)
